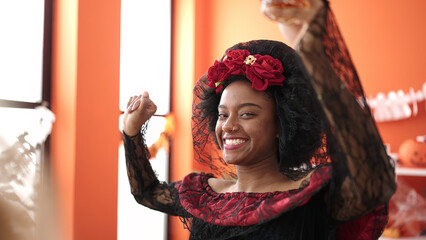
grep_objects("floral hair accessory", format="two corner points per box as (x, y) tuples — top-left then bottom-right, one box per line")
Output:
(207, 49), (285, 93)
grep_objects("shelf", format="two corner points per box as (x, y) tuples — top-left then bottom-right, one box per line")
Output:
(396, 167), (426, 176)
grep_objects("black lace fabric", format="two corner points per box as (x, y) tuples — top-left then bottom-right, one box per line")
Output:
(295, 2), (396, 221)
(122, 127), (187, 218)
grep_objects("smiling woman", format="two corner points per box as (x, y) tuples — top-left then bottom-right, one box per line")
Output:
(120, 1), (396, 239)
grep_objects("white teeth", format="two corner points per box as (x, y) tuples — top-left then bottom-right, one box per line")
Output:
(224, 139), (246, 145)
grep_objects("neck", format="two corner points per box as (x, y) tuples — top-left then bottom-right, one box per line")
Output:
(234, 158), (292, 193)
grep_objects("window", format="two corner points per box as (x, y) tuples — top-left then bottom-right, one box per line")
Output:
(117, 1), (172, 240)
(0, 0), (50, 105)
(0, 0), (53, 239)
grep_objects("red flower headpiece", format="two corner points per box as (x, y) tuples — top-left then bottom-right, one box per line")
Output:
(207, 49), (285, 93)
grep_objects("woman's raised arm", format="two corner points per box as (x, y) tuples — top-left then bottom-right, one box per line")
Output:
(263, 0), (396, 221)
(298, 2), (396, 221)
(122, 93), (186, 216)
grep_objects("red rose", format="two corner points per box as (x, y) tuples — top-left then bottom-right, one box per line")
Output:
(224, 50), (250, 73)
(207, 60), (230, 93)
(247, 55), (285, 91)
(207, 50), (285, 93)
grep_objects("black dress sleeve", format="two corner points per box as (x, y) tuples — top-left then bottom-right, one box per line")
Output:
(294, 4), (396, 221)
(122, 128), (188, 217)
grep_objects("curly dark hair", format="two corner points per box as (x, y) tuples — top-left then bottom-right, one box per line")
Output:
(193, 40), (328, 178)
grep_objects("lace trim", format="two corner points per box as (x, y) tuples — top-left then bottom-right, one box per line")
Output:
(175, 166), (332, 226)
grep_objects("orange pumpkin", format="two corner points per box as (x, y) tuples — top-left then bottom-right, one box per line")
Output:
(398, 138), (426, 168)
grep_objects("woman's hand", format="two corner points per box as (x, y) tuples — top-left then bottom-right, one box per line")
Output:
(260, 0), (324, 46)
(123, 92), (157, 136)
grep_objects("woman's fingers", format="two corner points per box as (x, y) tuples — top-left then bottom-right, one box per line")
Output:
(127, 95), (141, 113)
(126, 92), (156, 115)
(127, 95), (138, 108)
(134, 92), (149, 111)
(142, 91), (149, 98)
(131, 97), (141, 111)
(127, 96), (133, 108)
(138, 92), (157, 116)
(122, 92), (157, 136)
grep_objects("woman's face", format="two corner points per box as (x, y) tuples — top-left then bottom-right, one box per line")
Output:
(215, 81), (279, 166)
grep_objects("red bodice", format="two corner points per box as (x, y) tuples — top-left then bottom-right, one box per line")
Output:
(175, 166), (332, 226)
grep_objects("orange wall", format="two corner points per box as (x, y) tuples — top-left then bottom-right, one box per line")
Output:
(50, 0), (77, 238)
(331, 0), (426, 150)
(50, 0), (120, 240)
(169, 0), (195, 239)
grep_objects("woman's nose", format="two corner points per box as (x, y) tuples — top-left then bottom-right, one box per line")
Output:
(222, 117), (240, 132)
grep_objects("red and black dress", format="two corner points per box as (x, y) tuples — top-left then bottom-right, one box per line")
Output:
(123, 131), (391, 240)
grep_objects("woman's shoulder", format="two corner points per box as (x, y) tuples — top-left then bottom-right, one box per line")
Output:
(176, 172), (236, 193)
(174, 166), (333, 226)
(182, 171), (214, 182)
(173, 172), (214, 190)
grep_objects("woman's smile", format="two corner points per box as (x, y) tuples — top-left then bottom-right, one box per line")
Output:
(223, 137), (248, 149)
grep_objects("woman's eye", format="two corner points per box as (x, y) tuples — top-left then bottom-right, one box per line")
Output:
(218, 113), (227, 119)
(241, 112), (255, 118)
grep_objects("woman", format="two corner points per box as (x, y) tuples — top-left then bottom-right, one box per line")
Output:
(122, 1), (396, 239)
